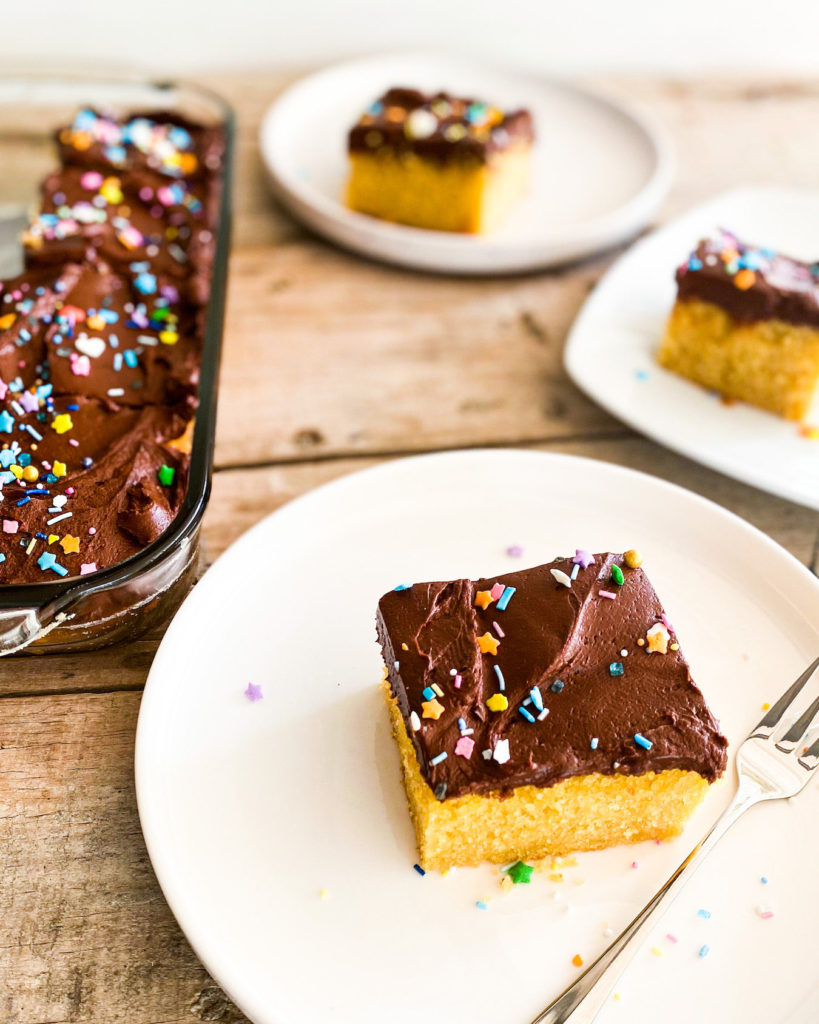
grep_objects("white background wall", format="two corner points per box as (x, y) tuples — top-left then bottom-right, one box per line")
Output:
(7, 0), (819, 76)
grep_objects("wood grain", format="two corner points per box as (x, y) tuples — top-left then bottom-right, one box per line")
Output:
(3, 71), (819, 1024)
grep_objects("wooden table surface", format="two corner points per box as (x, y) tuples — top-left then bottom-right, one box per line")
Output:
(2, 71), (818, 1023)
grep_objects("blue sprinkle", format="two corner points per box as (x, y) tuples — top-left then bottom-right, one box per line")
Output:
(476, 900), (488, 910)
(35, 531), (47, 540)
(413, 863), (426, 877)
(0, 553), (5, 563)
(458, 717), (466, 731)
(609, 662), (624, 677)
(570, 563), (580, 580)
(590, 737), (599, 750)
(15, 497), (30, 507)
(66, 403), (79, 411)
(17, 453), (31, 467)
(529, 685), (543, 711)
(496, 586), (515, 611)
(0, 410), (15, 433)
(430, 752), (448, 766)
(422, 686), (436, 701)
(698, 945), (710, 959)
(761, 877), (768, 885)
(519, 706), (536, 723)
(393, 583), (412, 591)
(634, 733), (653, 750)
(124, 349), (138, 368)
(551, 680), (564, 693)
(697, 908), (711, 919)
(494, 664), (505, 691)
(635, 369), (649, 381)
(688, 256), (703, 271)
(0, 450), (15, 468)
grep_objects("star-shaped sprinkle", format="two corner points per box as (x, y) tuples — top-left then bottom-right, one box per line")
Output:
(51, 413), (73, 434)
(646, 623), (670, 654)
(422, 698), (444, 720)
(486, 693), (508, 712)
(507, 860), (533, 884)
(454, 736), (475, 759)
(572, 549), (595, 569)
(59, 534), (80, 554)
(474, 589), (493, 610)
(244, 682), (263, 702)
(477, 632), (500, 655)
(37, 552), (57, 572)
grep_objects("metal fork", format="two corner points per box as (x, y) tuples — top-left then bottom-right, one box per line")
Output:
(531, 655), (819, 1024)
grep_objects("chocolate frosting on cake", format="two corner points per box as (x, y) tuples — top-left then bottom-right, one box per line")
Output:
(377, 553), (727, 801)
(676, 230), (819, 327)
(348, 87), (534, 163)
(0, 106), (223, 584)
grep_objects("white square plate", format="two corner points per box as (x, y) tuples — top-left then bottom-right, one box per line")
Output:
(564, 186), (819, 510)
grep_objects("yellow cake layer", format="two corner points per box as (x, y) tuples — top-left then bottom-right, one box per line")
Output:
(385, 683), (710, 872)
(346, 144), (530, 234)
(658, 297), (819, 421)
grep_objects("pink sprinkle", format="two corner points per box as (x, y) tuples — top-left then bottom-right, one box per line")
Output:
(506, 544), (523, 558)
(492, 620), (505, 638)
(661, 612), (675, 634)
(0, 379), (7, 400)
(760, 911), (774, 920)
(88, 526), (96, 535)
(454, 736), (475, 759)
(631, 861), (638, 869)
(453, 674), (462, 689)
(80, 170), (104, 190)
(68, 439), (80, 447)
(2, 519), (18, 534)
(69, 353), (91, 377)
(66, 487), (75, 495)
(666, 933), (678, 944)
(490, 582), (505, 601)
(79, 562), (97, 575)
(17, 360), (25, 369)
(599, 590), (617, 599)
(244, 682), (263, 702)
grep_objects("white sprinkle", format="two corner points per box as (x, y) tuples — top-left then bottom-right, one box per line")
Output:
(449, 668), (457, 676)
(107, 388), (125, 397)
(53, 495), (67, 508)
(75, 335), (106, 358)
(393, 660), (399, 670)
(493, 739), (511, 765)
(410, 711), (421, 732)
(404, 108), (438, 139)
(482, 748), (493, 760)
(537, 708), (550, 721)
(551, 568), (572, 588)
(137, 334), (158, 346)
(620, 649), (628, 657)
(461, 728), (473, 736)
(47, 511), (72, 525)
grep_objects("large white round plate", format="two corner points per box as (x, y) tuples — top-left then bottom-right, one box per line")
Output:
(258, 52), (672, 274)
(565, 185), (819, 511)
(136, 450), (819, 1024)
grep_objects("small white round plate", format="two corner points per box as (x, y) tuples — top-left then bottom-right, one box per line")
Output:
(565, 185), (819, 511)
(136, 450), (819, 1024)
(258, 52), (672, 274)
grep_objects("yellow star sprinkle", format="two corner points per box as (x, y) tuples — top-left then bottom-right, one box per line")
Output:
(477, 632), (500, 655)
(422, 699), (444, 720)
(59, 535), (80, 554)
(52, 461), (67, 477)
(486, 693), (508, 712)
(474, 590), (494, 610)
(8, 464), (22, 479)
(646, 623), (669, 654)
(52, 413), (73, 434)
(47, 534), (58, 545)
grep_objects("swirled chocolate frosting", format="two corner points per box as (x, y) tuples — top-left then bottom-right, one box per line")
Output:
(377, 552), (727, 801)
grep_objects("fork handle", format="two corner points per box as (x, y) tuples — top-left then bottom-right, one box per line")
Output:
(530, 784), (760, 1024)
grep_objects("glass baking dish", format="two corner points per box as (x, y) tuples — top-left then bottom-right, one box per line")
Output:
(0, 74), (233, 654)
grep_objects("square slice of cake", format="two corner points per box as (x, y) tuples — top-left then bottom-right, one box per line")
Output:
(657, 230), (819, 420)
(376, 551), (727, 872)
(346, 87), (534, 234)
